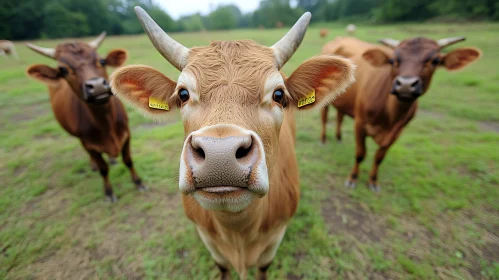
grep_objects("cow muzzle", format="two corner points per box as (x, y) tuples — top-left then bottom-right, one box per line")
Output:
(83, 77), (112, 104)
(391, 76), (423, 102)
(179, 124), (269, 212)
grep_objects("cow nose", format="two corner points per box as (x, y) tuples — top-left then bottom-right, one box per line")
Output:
(392, 76), (423, 97)
(185, 133), (259, 189)
(83, 77), (110, 99)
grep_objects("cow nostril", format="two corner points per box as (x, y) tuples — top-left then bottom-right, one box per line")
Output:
(85, 84), (94, 90)
(395, 80), (401, 86)
(102, 80), (107, 85)
(236, 144), (252, 159)
(411, 80), (419, 87)
(193, 147), (205, 160)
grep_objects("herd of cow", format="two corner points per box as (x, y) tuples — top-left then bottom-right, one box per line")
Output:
(12, 6), (481, 279)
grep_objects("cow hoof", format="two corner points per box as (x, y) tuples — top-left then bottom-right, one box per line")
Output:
(344, 179), (356, 188)
(109, 157), (118, 165)
(369, 183), (381, 192)
(107, 194), (118, 203)
(138, 185), (148, 192)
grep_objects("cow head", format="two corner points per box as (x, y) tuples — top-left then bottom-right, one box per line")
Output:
(26, 32), (127, 105)
(362, 37), (481, 102)
(111, 7), (355, 213)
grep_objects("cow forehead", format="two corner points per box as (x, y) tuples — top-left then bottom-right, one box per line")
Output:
(55, 42), (97, 64)
(184, 40), (277, 99)
(397, 37), (439, 59)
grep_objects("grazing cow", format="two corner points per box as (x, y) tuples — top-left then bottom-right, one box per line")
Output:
(111, 7), (355, 279)
(25, 32), (145, 202)
(0, 40), (19, 60)
(320, 28), (328, 38)
(321, 36), (481, 191)
(346, 24), (356, 36)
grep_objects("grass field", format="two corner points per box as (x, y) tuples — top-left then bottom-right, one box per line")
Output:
(1, 22), (498, 279)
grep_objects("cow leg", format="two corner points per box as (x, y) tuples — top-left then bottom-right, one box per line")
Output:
(368, 146), (389, 192)
(90, 157), (98, 172)
(336, 110), (344, 142)
(320, 106), (329, 144)
(122, 136), (146, 191)
(257, 262), (272, 280)
(88, 150), (116, 202)
(345, 120), (366, 188)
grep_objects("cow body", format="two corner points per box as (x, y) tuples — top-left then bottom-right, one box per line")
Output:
(321, 36), (481, 191)
(48, 81), (129, 158)
(111, 7), (355, 278)
(26, 34), (145, 201)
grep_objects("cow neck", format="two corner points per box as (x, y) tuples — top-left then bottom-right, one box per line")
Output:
(387, 94), (417, 124)
(211, 198), (265, 233)
(84, 100), (114, 128)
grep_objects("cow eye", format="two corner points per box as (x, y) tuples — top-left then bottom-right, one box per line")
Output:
(273, 89), (285, 104)
(388, 58), (395, 65)
(179, 88), (190, 103)
(431, 57), (440, 66)
(99, 58), (107, 66)
(58, 66), (68, 77)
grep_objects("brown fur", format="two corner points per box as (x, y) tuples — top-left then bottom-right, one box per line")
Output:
(111, 39), (355, 278)
(321, 36), (481, 191)
(26, 41), (143, 200)
(320, 29), (328, 38)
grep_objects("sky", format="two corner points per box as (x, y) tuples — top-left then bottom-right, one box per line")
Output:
(156, 0), (261, 20)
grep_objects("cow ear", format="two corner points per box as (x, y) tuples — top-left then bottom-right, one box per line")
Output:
(441, 47), (481, 71)
(26, 64), (61, 85)
(362, 48), (391, 67)
(110, 65), (178, 122)
(105, 49), (128, 67)
(285, 55), (355, 110)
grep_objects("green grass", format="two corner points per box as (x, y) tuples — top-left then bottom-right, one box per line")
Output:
(1, 22), (498, 279)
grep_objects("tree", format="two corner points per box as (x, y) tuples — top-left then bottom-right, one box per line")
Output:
(208, 5), (238, 30)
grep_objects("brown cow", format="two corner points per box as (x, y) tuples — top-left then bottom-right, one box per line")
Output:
(25, 32), (145, 202)
(320, 28), (328, 38)
(111, 7), (355, 279)
(0, 40), (19, 60)
(321, 36), (481, 191)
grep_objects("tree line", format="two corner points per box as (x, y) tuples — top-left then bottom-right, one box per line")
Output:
(1, 0), (498, 40)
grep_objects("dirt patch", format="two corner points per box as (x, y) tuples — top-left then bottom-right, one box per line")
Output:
(419, 109), (499, 133)
(322, 189), (386, 243)
(478, 121), (499, 133)
(9, 103), (51, 123)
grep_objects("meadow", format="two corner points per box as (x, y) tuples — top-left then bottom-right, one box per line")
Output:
(1, 22), (498, 279)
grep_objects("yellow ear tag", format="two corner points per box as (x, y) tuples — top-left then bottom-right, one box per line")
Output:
(148, 96), (169, 111)
(297, 89), (316, 108)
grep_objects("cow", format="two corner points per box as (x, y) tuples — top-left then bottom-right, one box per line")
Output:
(110, 7), (355, 279)
(25, 32), (145, 202)
(320, 36), (481, 192)
(346, 24), (356, 36)
(320, 28), (328, 38)
(0, 40), (19, 60)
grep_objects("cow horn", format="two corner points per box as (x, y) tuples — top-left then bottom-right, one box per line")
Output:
(271, 12), (311, 69)
(437, 36), (465, 49)
(134, 6), (189, 71)
(379, 38), (400, 49)
(88, 31), (107, 49)
(25, 43), (56, 59)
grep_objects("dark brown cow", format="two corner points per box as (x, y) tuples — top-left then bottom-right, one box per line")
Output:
(25, 32), (145, 201)
(321, 36), (481, 191)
